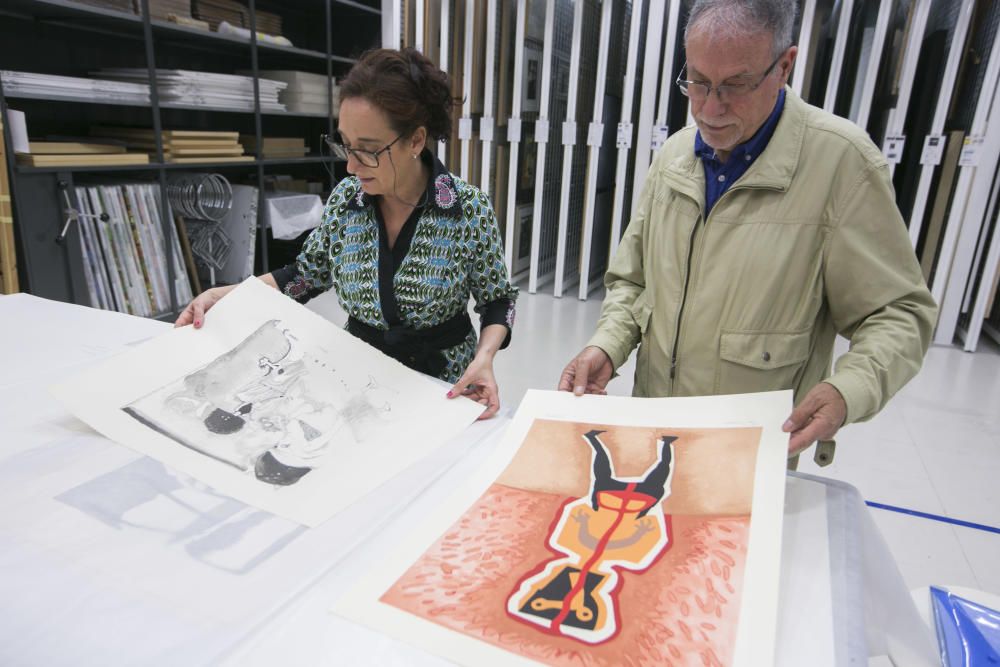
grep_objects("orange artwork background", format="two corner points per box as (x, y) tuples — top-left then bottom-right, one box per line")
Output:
(380, 419), (763, 666)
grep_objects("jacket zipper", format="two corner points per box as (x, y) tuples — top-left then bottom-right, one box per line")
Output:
(665, 180), (780, 390)
(669, 216), (700, 388)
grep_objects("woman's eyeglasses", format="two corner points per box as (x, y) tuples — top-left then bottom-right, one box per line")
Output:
(321, 133), (403, 168)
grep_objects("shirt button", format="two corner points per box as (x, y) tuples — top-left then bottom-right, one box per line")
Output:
(762, 351), (771, 362)
(717, 174), (726, 182)
(745, 154), (752, 161)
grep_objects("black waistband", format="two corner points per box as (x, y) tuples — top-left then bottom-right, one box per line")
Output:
(346, 311), (473, 377)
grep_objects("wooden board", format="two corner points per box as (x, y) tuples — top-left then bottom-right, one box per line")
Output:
(919, 130), (965, 282)
(93, 127), (241, 141)
(16, 153), (150, 166)
(164, 155), (255, 164)
(0, 118), (18, 294)
(27, 142), (126, 155)
(163, 146), (245, 156)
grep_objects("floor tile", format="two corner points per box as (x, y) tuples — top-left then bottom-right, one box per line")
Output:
(868, 508), (981, 591)
(953, 527), (1000, 596)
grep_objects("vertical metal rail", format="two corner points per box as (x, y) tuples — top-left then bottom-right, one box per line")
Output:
(438, 0), (451, 164)
(248, 0), (268, 275)
(822, 0), (855, 113)
(884, 0), (931, 178)
(139, 0), (176, 312)
(608, 0), (645, 263)
(907, 0), (974, 245)
(527, 0), (556, 293)
(552, 0), (585, 298)
(853, 0), (894, 131)
(503, 0), (527, 277)
(629, 0), (665, 217)
(791, 0), (817, 96)
(576, 0), (613, 300)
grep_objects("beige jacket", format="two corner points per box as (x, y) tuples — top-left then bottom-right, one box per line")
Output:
(589, 88), (936, 435)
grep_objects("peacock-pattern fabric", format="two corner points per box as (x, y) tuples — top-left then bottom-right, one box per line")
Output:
(274, 152), (517, 384)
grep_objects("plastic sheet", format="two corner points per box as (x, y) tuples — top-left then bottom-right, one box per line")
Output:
(265, 191), (323, 240)
(931, 586), (1000, 667)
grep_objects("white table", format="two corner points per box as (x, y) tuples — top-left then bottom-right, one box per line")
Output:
(0, 294), (938, 666)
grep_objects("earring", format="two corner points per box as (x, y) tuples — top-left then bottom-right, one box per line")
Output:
(412, 153), (418, 159)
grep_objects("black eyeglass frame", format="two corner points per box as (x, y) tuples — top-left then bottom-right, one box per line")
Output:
(321, 132), (404, 168)
(675, 51), (785, 102)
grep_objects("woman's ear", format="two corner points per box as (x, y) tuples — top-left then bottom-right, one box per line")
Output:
(409, 126), (428, 157)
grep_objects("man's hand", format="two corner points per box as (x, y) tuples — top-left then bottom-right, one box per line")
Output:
(558, 346), (614, 396)
(783, 382), (847, 456)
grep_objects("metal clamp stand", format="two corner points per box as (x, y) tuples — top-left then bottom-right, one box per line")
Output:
(56, 180), (110, 245)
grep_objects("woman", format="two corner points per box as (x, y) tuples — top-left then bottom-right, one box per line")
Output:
(175, 48), (517, 419)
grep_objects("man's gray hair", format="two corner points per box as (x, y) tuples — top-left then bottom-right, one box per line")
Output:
(685, 0), (798, 57)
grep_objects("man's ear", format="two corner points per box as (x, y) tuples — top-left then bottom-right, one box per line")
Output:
(780, 45), (798, 84)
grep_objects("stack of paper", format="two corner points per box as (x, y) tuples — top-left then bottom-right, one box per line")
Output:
(92, 127), (255, 164)
(191, 0), (243, 30)
(15, 141), (152, 167)
(148, 0), (193, 22)
(94, 68), (286, 112)
(74, 0), (136, 13)
(72, 183), (195, 317)
(239, 135), (307, 158)
(17, 135), (149, 167)
(27, 142), (126, 154)
(252, 70), (338, 116)
(251, 8), (282, 36)
(18, 154), (150, 167)
(192, 0), (282, 35)
(0, 71), (150, 105)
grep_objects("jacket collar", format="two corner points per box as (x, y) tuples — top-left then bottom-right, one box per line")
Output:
(663, 85), (807, 202)
(346, 149), (461, 219)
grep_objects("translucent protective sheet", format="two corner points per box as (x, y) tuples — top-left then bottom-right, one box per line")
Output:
(931, 586), (1000, 667)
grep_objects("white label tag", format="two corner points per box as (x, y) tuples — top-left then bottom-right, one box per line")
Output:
(587, 122), (604, 147)
(479, 117), (494, 142)
(958, 135), (985, 167)
(616, 122), (633, 149)
(920, 134), (946, 166)
(507, 117), (522, 143)
(651, 124), (670, 151)
(535, 119), (550, 143)
(882, 134), (905, 164)
(562, 121), (577, 146)
(458, 117), (473, 140)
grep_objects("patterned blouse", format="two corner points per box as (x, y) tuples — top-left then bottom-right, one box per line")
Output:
(272, 151), (518, 383)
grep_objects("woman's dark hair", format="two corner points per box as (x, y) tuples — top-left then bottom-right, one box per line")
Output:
(340, 48), (455, 142)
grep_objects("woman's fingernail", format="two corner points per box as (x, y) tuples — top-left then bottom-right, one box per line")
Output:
(446, 391), (453, 398)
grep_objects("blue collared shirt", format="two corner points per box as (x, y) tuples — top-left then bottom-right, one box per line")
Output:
(695, 88), (785, 215)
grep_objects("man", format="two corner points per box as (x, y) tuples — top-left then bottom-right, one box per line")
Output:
(558, 0), (936, 465)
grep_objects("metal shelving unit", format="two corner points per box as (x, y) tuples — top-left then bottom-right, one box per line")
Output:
(0, 0), (380, 317)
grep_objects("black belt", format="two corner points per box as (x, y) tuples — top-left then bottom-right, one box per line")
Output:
(346, 311), (473, 377)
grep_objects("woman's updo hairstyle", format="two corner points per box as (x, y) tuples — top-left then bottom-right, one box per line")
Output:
(339, 48), (455, 142)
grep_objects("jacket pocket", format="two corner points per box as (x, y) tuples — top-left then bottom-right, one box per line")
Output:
(716, 329), (812, 394)
(630, 291), (653, 393)
(629, 291), (653, 336)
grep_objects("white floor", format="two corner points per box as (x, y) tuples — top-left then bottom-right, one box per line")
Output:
(307, 286), (1000, 597)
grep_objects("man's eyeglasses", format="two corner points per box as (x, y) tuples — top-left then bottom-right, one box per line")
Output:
(676, 52), (783, 103)
(322, 133), (403, 168)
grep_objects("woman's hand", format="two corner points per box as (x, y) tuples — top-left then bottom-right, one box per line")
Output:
(174, 285), (237, 328)
(447, 354), (500, 420)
